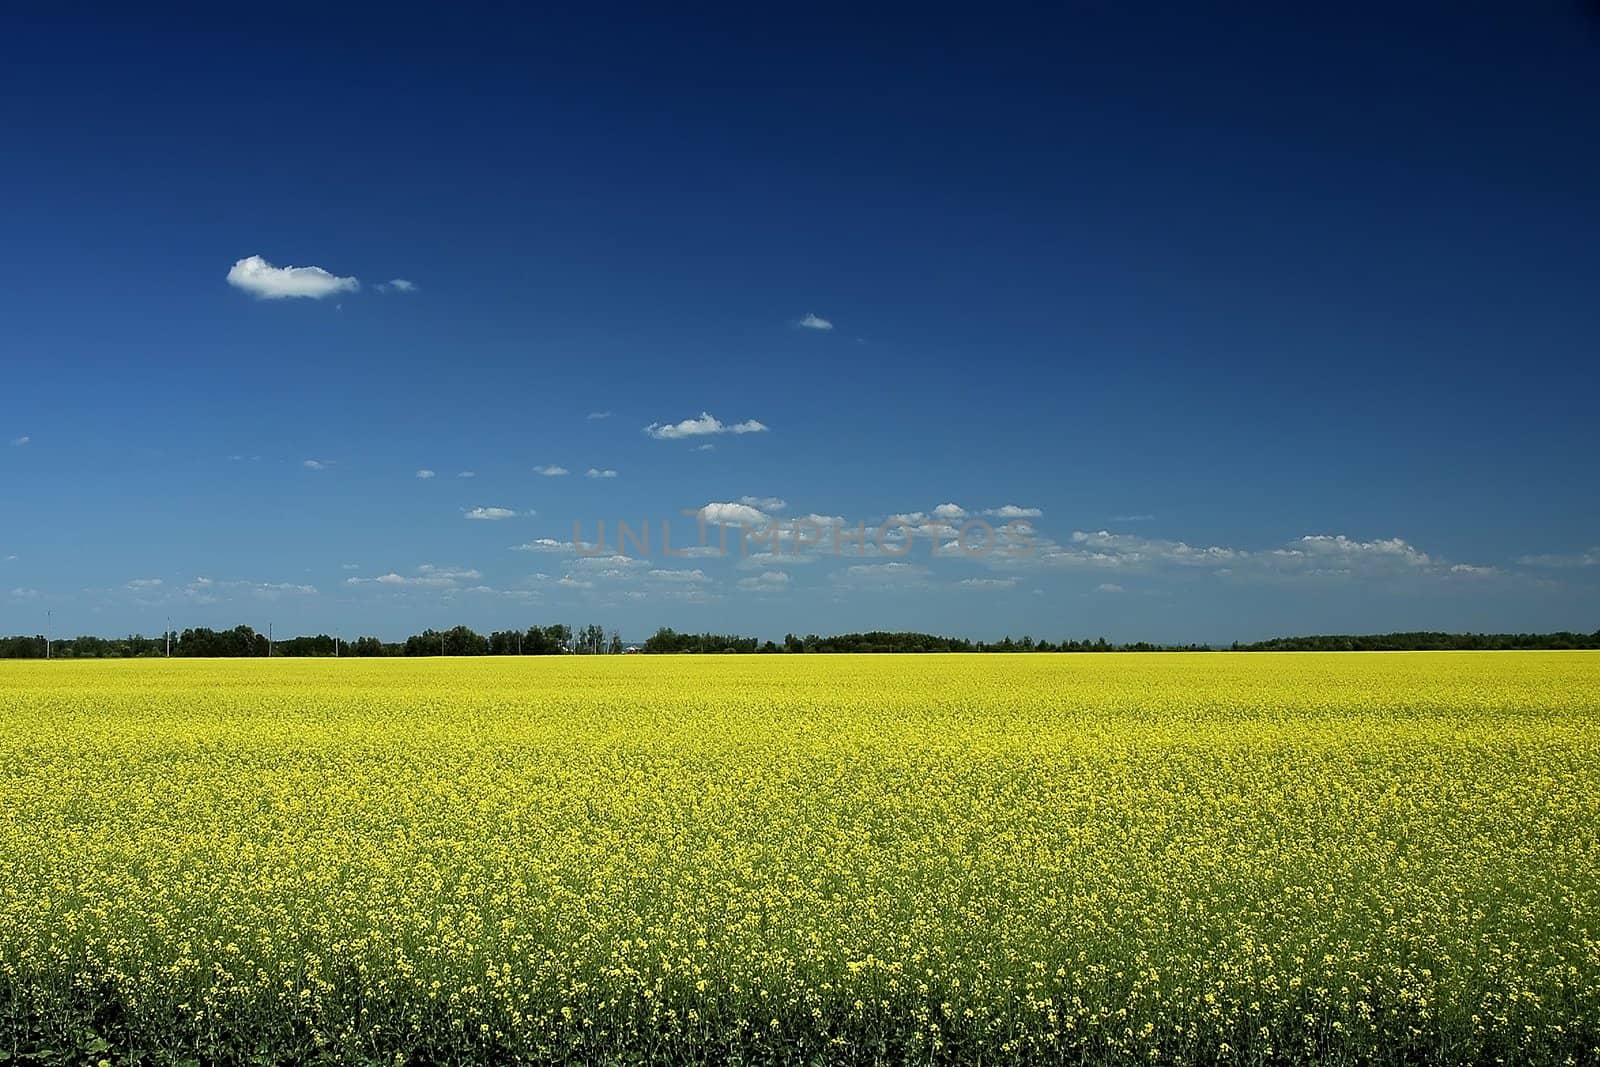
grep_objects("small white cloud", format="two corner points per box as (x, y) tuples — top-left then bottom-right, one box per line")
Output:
(838, 561), (930, 589)
(417, 564), (482, 580)
(740, 496), (788, 512)
(1449, 563), (1499, 577)
(1274, 535), (1430, 569)
(9, 587), (40, 600)
(415, 469), (436, 479)
(226, 255), (358, 300)
(466, 506), (517, 521)
(1096, 583), (1125, 593)
(694, 443), (716, 452)
(350, 572), (447, 588)
(457, 471), (476, 479)
(125, 578), (164, 590)
(700, 501), (769, 526)
(511, 538), (573, 553)
(984, 504), (1043, 519)
(648, 568), (710, 584)
(644, 412), (769, 440)
(958, 577), (1017, 590)
(586, 468), (618, 479)
(1516, 548), (1599, 568)
(738, 570), (791, 592)
(586, 411), (613, 420)
(534, 465), (569, 477)
(377, 278), (417, 293)
(303, 459), (330, 470)
(251, 582), (318, 599)
(933, 503), (968, 520)
(348, 564), (475, 588)
(10, 435), (28, 447)
(797, 312), (833, 331)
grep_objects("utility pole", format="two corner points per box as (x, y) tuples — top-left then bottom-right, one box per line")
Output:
(166, 616), (171, 658)
(45, 610), (51, 660)
(268, 623), (273, 658)
(440, 631), (446, 656)
(335, 636), (340, 658)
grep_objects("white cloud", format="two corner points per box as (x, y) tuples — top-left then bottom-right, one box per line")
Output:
(1270, 535), (1430, 570)
(1070, 530), (1240, 567)
(417, 564), (482, 580)
(837, 561), (930, 589)
(740, 496), (788, 512)
(457, 471), (476, 479)
(350, 572), (449, 588)
(694, 443), (716, 452)
(9, 587), (40, 600)
(348, 564), (476, 588)
(251, 582), (318, 599)
(647, 568), (710, 584)
(415, 469), (436, 479)
(958, 577), (1017, 590)
(586, 468), (618, 479)
(10, 435), (28, 447)
(933, 503), (968, 520)
(1096, 583), (1125, 593)
(700, 501), (769, 526)
(736, 551), (820, 569)
(586, 411), (613, 420)
(644, 412), (769, 440)
(1449, 564), (1499, 577)
(125, 578), (164, 590)
(738, 570), (791, 592)
(302, 459), (330, 470)
(984, 504), (1043, 519)
(1517, 547), (1599, 568)
(570, 554), (646, 572)
(377, 278), (417, 293)
(181, 576), (317, 600)
(226, 255), (358, 300)
(1011, 528), (1489, 584)
(465, 506), (516, 521)
(511, 538), (573, 553)
(534, 465), (569, 477)
(664, 545), (727, 559)
(797, 312), (833, 331)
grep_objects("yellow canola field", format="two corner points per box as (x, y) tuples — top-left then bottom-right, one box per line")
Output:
(1, 652), (1597, 1064)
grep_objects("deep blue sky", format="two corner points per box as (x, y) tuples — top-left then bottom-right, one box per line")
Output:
(2, 3), (1596, 643)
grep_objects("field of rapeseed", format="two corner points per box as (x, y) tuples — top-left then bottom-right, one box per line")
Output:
(0, 653), (1597, 1065)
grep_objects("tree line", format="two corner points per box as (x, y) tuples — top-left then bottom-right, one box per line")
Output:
(0, 623), (613, 659)
(1, 625), (1594, 659)
(1231, 630), (1600, 652)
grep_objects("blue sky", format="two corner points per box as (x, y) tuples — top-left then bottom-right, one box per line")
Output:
(2, 4), (1596, 644)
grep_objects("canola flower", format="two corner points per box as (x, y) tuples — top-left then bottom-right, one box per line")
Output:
(0, 652), (1597, 1064)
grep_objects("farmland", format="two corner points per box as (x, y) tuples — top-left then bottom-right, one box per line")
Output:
(1, 653), (1597, 1064)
